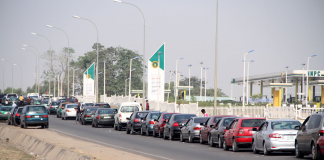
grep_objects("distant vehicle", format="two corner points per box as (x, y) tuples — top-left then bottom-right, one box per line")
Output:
(91, 108), (117, 128)
(0, 94), (6, 105)
(61, 103), (78, 120)
(209, 117), (237, 147)
(141, 111), (164, 136)
(180, 117), (209, 143)
(31, 98), (42, 105)
(126, 111), (149, 134)
(163, 114), (197, 140)
(80, 107), (100, 125)
(42, 94), (53, 98)
(317, 133), (324, 159)
(4, 94), (19, 106)
(252, 119), (301, 155)
(56, 102), (73, 118)
(0, 106), (13, 120)
(48, 101), (59, 114)
(27, 93), (39, 98)
(114, 102), (142, 131)
(80, 102), (94, 111)
(153, 113), (180, 138)
(93, 103), (111, 108)
(20, 105), (49, 129)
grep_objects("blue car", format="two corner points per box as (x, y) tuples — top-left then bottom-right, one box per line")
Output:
(20, 105), (49, 129)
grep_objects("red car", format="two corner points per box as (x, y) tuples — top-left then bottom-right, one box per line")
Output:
(317, 133), (324, 159)
(223, 117), (265, 152)
(199, 115), (236, 144)
(153, 113), (180, 138)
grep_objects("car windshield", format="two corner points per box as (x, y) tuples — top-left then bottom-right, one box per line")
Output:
(0, 107), (13, 111)
(83, 103), (93, 107)
(162, 114), (173, 120)
(223, 118), (236, 127)
(98, 109), (115, 114)
(86, 108), (98, 114)
(214, 117), (223, 123)
(271, 121), (301, 130)
(29, 96), (38, 98)
(95, 104), (110, 108)
(174, 115), (196, 123)
(194, 117), (209, 123)
(27, 106), (46, 113)
(7, 94), (17, 99)
(136, 112), (149, 118)
(150, 113), (161, 119)
(67, 104), (78, 108)
(51, 102), (59, 105)
(241, 119), (265, 127)
(120, 106), (139, 113)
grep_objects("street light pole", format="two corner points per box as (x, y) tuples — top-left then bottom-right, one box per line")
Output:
(129, 57), (139, 101)
(1, 59), (13, 93)
(0, 64), (4, 94)
(73, 15), (99, 102)
(204, 68), (209, 102)
(175, 58), (184, 111)
(114, 0), (146, 110)
(246, 60), (254, 105)
(22, 45), (40, 93)
(61, 71), (64, 96)
(125, 78), (129, 96)
(54, 74), (56, 97)
(200, 62), (203, 101)
(242, 50), (254, 115)
(306, 55), (317, 106)
(103, 61), (106, 96)
(188, 65), (192, 101)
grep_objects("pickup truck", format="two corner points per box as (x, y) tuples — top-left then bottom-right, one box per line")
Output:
(114, 102), (142, 131)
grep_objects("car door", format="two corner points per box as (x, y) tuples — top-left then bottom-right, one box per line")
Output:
(229, 119), (239, 145)
(225, 120), (236, 145)
(127, 113), (134, 130)
(298, 116), (310, 151)
(304, 115), (321, 152)
(182, 119), (191, 139)
(201, 118), (210, 140)
(212, 119), (221, 142)
(256, 122), (267, 149)
(142, 114), (149, 132)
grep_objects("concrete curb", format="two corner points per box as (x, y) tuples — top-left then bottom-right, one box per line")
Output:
(0, 126), (91, 160)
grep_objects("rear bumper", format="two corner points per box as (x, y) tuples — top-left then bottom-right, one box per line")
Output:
(0, 114), (9, 119)
(84, 117), (93, 122)
(147, 124), (154, 132)
(172, 127), (181, 137)
(49, 108), (57, 112)
(235, 136), (253, 143)
(95, 119), (114, 125)
(133, 123), (142, 131)
(25, 120), (49, 126)
(65, 112), (77, 117)
(266, 140), (295, 151)
(190, 131), (200, 139)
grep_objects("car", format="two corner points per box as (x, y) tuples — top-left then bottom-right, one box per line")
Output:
(20, 105), (49, 129)
(316, 133), (324, 159)
(80, 107), (100, 125)
(126, 111), (150, 134)
(163, 114), (197, 140)
(93, 103), (111, 108)
(56, 102), (73, 118)
(13, 107), (24, 126)
(3, 94), (18, 106)
(223, 117), (265, 152)
(80, 102), (94, 111)
(153, 113), (180, 138)
(27, 93), (39, 99)
(252, 119), (301, 155)
(114, 102), (142, 131)
(7, 106), (19, 125)
(31, 98), (42, 105)
(200, 115), (236, 145)
(61, 103), (79, 120)
(0, 94), (6, 105)
(41, 99), (49, 107)
(294, 112), (324, 159)
(0, 105), (13, 120)
(180, 117), (209, 143)
(92, 108), (117, 128)
(140, 111), (164, 136)
(48, 101), (59, 114)
(209, 116), (237, 147)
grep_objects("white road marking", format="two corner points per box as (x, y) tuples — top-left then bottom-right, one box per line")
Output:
(50, 129), (173, 160)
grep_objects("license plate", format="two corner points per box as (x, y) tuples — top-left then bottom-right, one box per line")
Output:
(35, 116), (39, 118)
(104, 116), (110, 119)
(285, 136), (294, 141)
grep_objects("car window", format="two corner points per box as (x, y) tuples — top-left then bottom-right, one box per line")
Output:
(194, 117), (209, 123)
(27, 106), (46, 113)
(136, 112), (148, 118)
(86, 108), (98, 114)
(150, 113), (161, 120)
(232, 120), (239, 129)
(66, 105), (78, 109)
(95, 104), (110, 108)
(206, 118), (211, 125)
(215, 119), (221, 128)
(162, 114), (173, 120)
(241, 119), (264, 127)
(17, 108), (23, 113)
(261, 122), (268, 131)
(120, 106), (139, 113)
(98, 109), (114, 114)
(42, 101), (48, 104)
(51, 102), (59, 105)
(214, 117), (222, 124)
(307, 115), (322, 129)
(0, 107), (13, 111)
(301, 116), (310, 130)
(271, 121), (301, 130)
(174, 115), (196, 123)
(229, 120), (236, 129)
(223, 118), (236, 127)
(83, 103), (93, 107)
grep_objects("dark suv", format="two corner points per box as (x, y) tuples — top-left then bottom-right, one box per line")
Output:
(163, 114), (196, 140)
(295, 112), (324, 159)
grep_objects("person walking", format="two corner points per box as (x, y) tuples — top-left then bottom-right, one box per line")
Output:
(146, 100), (149, 111)
(75, 103), (81, 124)
(201, 109), (209, 117)
(19, 95), (24, 106)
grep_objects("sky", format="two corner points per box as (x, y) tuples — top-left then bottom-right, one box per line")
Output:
(0, 0), (323, 99)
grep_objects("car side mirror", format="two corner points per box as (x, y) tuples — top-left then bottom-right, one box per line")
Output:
(210, 125), (214, 128)
(252, 128), (257, 131)
(126, 117), (130, 120)
(294, 126), (301, 130)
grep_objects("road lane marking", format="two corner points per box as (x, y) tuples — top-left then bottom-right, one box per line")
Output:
(50, 129), (173, 160)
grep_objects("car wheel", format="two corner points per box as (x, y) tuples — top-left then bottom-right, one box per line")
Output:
(295, 142), (304, 158)
(45, 124), (49, 128)
(232, 139), (239, 152)
(199, 133), (205, 144)
(318, 145), (323, 160)
(169, 131), (174, 140)
(159, 130), (163, 138)
(180, 133), (185, 142)
(153, 129), (156, 137)
(263, 142), (270, 155)
(312, 143), (317, 160)
(126, 126), (130, 134)
(209, 135), (216, 147)
(146, 127), (149, 136)
(218, 137), (223, 148)
(223, 140), (229, 150)
(188, 132), (193, 143)
(252, 140), (259, 154)
(117, 123), (121, 131)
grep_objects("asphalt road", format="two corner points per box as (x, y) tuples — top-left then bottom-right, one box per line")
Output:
(47, 115), (312, 160)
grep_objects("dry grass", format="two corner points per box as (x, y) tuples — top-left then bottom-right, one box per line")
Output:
(0, 140), (36, 160)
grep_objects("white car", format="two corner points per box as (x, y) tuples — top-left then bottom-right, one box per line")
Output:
(114, 102), (142, 131)
(61, 104), (78, 120)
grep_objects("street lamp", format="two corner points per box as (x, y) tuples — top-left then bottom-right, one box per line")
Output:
(0, 64), (4, 94)
(175, 58), (184, 110)
(204, 68), (209, 101)
(114, 0), (146, 110)
(61, 71), (64, 96)
(129, 56), (139, 101)
(72, 15), (99, 103)
(188, 65), (192, 101)
(243, 50), (254, 114)
(301, 63), (305, 104)
(46, 25), (71, 97)
(103, 61), (106, 96)
(200, 62), (203, 101)
(1, 59), (13, 93)
(30, 33), (52, 95)
(244, 60), (254, 105)
(306, 55), (317, 106)
(73, 68), (80, 96)
(13, 64), (22, 90)
(125, 78), (130, 96)
(285, 66), (289, 103)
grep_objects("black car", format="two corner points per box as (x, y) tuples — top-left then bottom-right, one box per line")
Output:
(93, 103), (111, 108)
(126, 111), (149, 134)
(91, 108), (117, 128)
(210, 117), (237, 147)
(163, 114), (196, 140)
(140, 111), (164, 136)
(7, 106), (19, 125)
(13, 107), (24, 126)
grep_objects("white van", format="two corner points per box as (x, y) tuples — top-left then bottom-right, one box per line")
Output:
(27, 93), (39, 98)
(114, 102), (142, 131)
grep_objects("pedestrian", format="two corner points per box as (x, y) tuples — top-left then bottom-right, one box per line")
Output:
(75, 103), (81, 124)
(146, 100), (149, 111)
(19, 95), (24, 106)
(12, 102), (17, 108)
(201, 109), (209, 117)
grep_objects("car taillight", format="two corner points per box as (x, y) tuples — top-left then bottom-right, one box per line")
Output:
(149, 121), (155, 124)
(134, 118), (140, 123)
(173, 122), (179, 127)
(319, 130), (324, 136)
(25, 115), (31, 118)
(96, 115), (100, 119)
(269, 133), (281, 138)
(66, 110), (70, 112)
(85, 115), (91, 117)
(15, 113), (20, 117)
(50, 106), (54, 108)
(161, 123), (166, 128)
(193, 127), (201, 130)
(43, 115), (48, 118)
(239, 128), (244, 134)
(119, 114), (122, 118)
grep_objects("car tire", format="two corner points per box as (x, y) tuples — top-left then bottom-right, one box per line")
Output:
(159, 130), (163, 138)
(223, 140), (229, 150)
(117, 123), (121, 131)
(180, 133), (185, 142)
(188, 132), (193, 143)
(169, 131), (174, 140)
(232, 139), (239, 152)
(252, 140), (259, 154)
(45, 124), (49, 128)
(312, 143), (317, 160)
(263, 142), (270, 155)
(209, 135), (216, 147)
(318, 145), (323, 160)
(126, 126), (130, 134)
(218, 137), (223, 148)
(153, 130), (157, 137)
(295, 142), (304, 158)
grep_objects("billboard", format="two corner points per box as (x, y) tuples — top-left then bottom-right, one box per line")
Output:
(83, 62), (95, 96)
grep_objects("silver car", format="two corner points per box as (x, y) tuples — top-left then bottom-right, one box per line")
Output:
(252, 119), (301, 155)
(180, 117), (209, 143)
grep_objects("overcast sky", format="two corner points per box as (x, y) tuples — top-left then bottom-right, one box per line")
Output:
(0, 0), (323, 99)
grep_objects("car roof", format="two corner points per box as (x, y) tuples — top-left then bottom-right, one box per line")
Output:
(213, 115), (237, 118)
(235, 117), (266, 120)
(84, 106), (99, 109)
(267, 119), (300, 122)
(174, 114), (196, 116)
